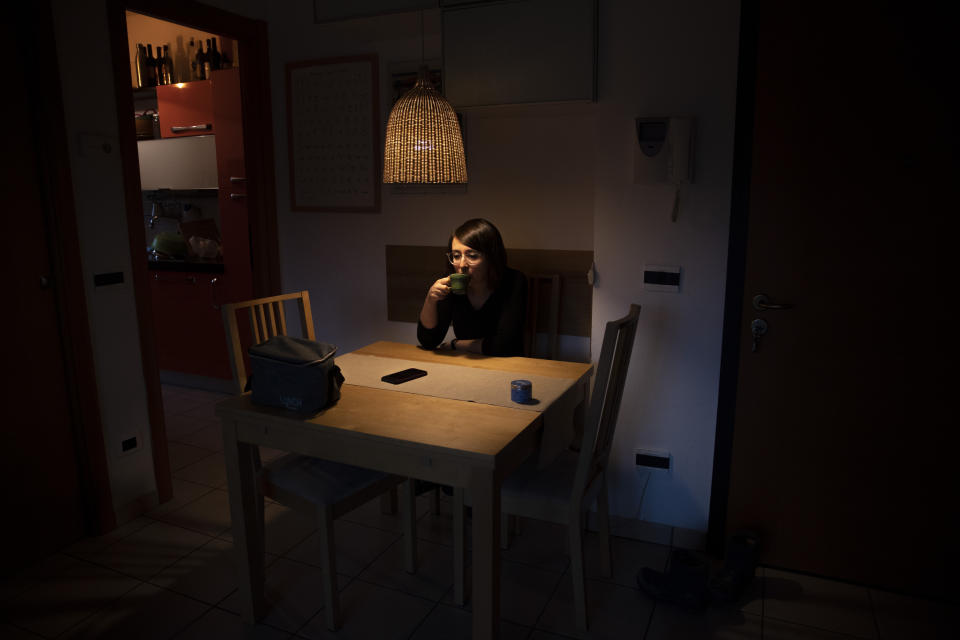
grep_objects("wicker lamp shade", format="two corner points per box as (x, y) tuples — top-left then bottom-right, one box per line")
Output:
(383, 70), (467, 183)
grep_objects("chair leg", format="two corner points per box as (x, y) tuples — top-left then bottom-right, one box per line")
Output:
(401, 479), (418, 574)
(597, 474), (612, 578)
(317, 505), (341, 631)
(568, 511), (588, 631)
(380, 485), (398, 514)
(453, 487), (467, 606)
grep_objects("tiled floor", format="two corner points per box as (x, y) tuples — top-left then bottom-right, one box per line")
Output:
(0, 385), (952, 639)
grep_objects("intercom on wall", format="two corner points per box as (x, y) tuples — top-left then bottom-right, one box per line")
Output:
(633, 117), (696, 185)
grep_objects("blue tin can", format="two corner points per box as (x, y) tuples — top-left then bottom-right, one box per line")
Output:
(511, 379), (532, 403)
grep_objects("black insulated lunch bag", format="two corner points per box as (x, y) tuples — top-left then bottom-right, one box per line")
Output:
(248, 336), (344, 414)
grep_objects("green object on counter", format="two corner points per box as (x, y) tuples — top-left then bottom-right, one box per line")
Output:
(150, 232), (188, 258)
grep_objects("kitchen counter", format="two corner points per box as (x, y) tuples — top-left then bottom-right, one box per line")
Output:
(148, 258), (224, 274)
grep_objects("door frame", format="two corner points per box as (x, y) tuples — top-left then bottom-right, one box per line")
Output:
(106, 0), (282, 504)
(706, 0), (757, 556)
(18, 1), (116, 536)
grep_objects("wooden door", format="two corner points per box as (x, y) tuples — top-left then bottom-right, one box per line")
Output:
(0, 12), (86, 569)
(212, 67), (254, 307)
(721, 2), (955, 598)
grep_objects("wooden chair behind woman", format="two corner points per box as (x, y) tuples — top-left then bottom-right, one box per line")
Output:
(524, 274), (561, 360)
(221, 291), (416, 630)
(454, 303), (641, 630)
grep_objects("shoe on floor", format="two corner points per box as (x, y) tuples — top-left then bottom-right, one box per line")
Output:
(637, 549), (709, 609)
(709, 530), (760, 604)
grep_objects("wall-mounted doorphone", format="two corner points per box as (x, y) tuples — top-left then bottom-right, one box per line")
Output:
(633, 116), (695, 185)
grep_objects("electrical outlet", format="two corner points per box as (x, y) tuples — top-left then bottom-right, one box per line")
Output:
(118, 433), (142, 457)
(635, 448), (671, 471)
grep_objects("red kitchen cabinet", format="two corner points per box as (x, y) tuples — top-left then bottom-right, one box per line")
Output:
(150, 271), (233, 380)
(146, 68), (253, 383)
(157, 80), (215, 138)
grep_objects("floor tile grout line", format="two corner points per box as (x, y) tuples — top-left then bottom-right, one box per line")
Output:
(527, 559), (569, 635)
(642, 600), (657, 640)
(403, 591), (445, 640)
(866, 588), (882, 640)
(166, 603), (217, 640)
(761, 613), (878, 639)
(291, 573), (360, 637)
(43, 574), (144, 640)
(4, 619), (52, 639)
(141, 487), (221, 524)
(59, 526), (218, 592)
(760, 565), (765, 639)
(351, 575), (445, 606)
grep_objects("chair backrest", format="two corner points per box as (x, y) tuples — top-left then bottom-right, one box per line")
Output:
(221, 291), (315, 394)
(572, 304), (641, 499)
(524, 273), (561, 359)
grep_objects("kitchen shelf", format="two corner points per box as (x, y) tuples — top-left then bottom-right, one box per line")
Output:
(148, 259), (224, 274)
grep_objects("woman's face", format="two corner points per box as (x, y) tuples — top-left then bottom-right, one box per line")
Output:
(450, 236), (488, 282)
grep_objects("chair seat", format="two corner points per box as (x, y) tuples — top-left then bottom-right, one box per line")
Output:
(263, 454), (391, 507)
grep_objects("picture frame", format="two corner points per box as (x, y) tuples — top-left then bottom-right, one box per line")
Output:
(286, 54), (380, 212)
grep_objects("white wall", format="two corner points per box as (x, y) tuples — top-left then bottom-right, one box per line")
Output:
(51, 0), (157, 515)
(50, 0), (740, 533)
(257, 0), (740, 532)
(591, 0), (740, 530)
(259, 7), (597, 356)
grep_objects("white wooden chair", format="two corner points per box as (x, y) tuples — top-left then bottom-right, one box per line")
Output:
(222, 291), (417, 630)
(454, 303), (641, 630)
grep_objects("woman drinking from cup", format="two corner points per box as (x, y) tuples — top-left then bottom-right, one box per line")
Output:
(418, 218), (527, 356)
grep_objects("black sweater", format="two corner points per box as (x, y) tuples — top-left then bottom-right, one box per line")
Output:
(417, 268), (527, 356)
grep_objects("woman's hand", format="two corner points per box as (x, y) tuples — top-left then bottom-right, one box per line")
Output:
(426, 276), (451, 304)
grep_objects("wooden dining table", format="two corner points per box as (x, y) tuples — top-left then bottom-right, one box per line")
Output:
(216, 341), (592, 639)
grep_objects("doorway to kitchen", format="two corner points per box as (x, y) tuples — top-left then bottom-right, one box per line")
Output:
(107, 0), (280, 505)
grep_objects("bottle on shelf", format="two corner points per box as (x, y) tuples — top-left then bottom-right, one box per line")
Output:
(187, 37), (197, 80)
(134, 43), (146, 88)
(203, 38), (213, 78)
(145, 44), (158, 87)
(195, 38), (207, 80)
(209, 37), (221, 72)
(155, 44), (166, 85)
(160, 44), (173, 85)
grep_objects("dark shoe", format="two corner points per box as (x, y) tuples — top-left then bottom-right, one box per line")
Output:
(638, 549), (709, 609)
(709, 530), (760, 604)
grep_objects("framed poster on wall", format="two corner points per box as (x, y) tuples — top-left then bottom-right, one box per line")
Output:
(286, 54), (380, 212)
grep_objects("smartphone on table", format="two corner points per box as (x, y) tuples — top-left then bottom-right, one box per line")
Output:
(381, 368), (428, 385)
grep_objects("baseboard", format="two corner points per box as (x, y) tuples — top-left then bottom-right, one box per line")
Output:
(159, 370), (236, 394)
(586, 512), (707, 550)
(113, 490), (159, 525)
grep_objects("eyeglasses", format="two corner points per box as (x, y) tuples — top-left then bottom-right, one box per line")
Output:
(446, 250), (483, 265)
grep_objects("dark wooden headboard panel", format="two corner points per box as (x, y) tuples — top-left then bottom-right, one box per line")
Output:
(385, 245), (593, 337)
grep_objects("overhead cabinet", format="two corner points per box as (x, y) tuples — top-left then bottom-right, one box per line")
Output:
(442, 0), (597, 107)
(157, 79), (215, 137)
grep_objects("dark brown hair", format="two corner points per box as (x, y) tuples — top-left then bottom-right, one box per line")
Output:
(447, 218), (509, 288)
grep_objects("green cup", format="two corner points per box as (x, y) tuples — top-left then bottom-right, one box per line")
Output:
(449, 273), (470, 295)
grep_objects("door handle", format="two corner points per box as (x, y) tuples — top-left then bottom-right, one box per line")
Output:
(229, 176), (247, 183)
(229, 193), (247, 200)
(752, 293), (794, 311)
(170, 124), (212, 133)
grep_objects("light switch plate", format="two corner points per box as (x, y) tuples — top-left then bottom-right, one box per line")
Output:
(643, 264), (681, 292)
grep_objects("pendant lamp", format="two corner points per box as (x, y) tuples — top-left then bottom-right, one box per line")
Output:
(383, 14), (467, 183)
